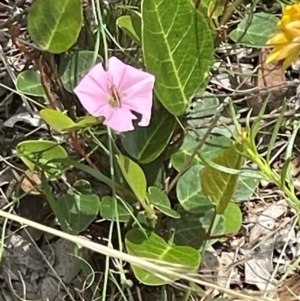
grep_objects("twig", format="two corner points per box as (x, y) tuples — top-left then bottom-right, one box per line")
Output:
(166, 99), (229, 194)
(196, 81), (298, 100)
(189, 109), (299, 130)
(36, 55), (99, 170)
(38, 56), (56, 109)
(69, 132), (99, 171)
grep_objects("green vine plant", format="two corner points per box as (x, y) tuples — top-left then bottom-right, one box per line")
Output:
(3, 0), (297, 298)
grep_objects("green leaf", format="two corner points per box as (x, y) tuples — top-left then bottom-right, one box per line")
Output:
(147, 187), (180, 219)
(15, 70), (45, 97)
(16, 140), (68, 178)
(60, 50), (102, 92)
(40, 109), (103, 132)
(233, 176), (258, 202)
(188, 95), (219, 125)
(40, 109), (75, 132)
(171, 130), (233, 171)
(100, 196), (133, 222)
(168, 208), (224, 249)
(58, 191), (100, 233)
(131, 11), (142, 40)
(201, 141), (245, 214)
(229, 12), (279, 47)
(125, 228), (200, 285)
(177, 165), (213, 214)
(142, 0), (214, 115)
(200, 0), (226, 19)
(74, 116), (103, 129)
(267, 100), (286, 162)
(41, 172), (69, 231)
(73, 179), (92, 194)
(141, 157), (165, 188)
(222, 202), (242, 234)
(207, 0), (225, 19)
(116, 14), (141, 44)
(121, 105), (176, 164)
(135, 211), (155, 229)
(116, 155), (147, 202)
(28, 0), (83, 53)
(187, 95), (235, 131)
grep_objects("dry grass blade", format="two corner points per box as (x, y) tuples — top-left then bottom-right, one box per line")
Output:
(0, 209), (278, 301)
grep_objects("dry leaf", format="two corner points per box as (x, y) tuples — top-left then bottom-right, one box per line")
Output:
(21, 170), (42, 195)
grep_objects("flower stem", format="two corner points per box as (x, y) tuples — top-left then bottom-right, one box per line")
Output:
(95, 0), (108, 69)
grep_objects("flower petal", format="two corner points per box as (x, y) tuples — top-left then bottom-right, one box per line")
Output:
(74, 63), (110, 116)
(108, 56), (155, 93)
(104, 108), (137, 132)
(283, 45), (300, 69)
(267, 3), (300, 69)
(107, 56), (129, 89)
(267, 33), (288, 45)
(285, 20), (300, 37)
(74, 56), (155, 132)
(274, 42), (300, 61)
(122, 85), (155, 127)
(107, 56), (155, 127)
(266, 47), (286, 64)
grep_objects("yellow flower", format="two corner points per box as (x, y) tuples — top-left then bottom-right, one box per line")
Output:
(266, 3), (300, 69)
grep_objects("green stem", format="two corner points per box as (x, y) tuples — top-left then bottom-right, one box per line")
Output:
(107, 128), (131, 287)
(181, 285), (192, 301)
(250, 155), (300, 212)
(95, 0), (108, 68)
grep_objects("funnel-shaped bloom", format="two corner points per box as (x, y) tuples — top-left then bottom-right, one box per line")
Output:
(266, 3), (300, 69)
(74, 56), (155, 132)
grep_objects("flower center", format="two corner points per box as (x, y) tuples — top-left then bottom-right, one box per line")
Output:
(108, 84), (122, 108)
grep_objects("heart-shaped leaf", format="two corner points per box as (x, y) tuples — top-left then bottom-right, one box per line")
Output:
(16, 70), (46, 97)
(28, 0), (83, 53)
(233, 176), (259, 202)
(147, 187), (180, 219)
(177, 165), (213, 214)
(58, 191), (100, 233)
(16, 140), (68, 178)
(73, 179), (93, 194)
(187, 95), (220, 127)
(171, 130), (233, 171)
(100, 196), (133, 222)
(142, 0), (214, 115)
(116, 14), (141, 44)
(168, 208), (224, 249)
(125, 228), (200, 285)
(229, 12), (279, 47)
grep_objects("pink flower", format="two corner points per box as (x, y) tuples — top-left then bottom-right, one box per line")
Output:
(74, 56), (155, 132)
